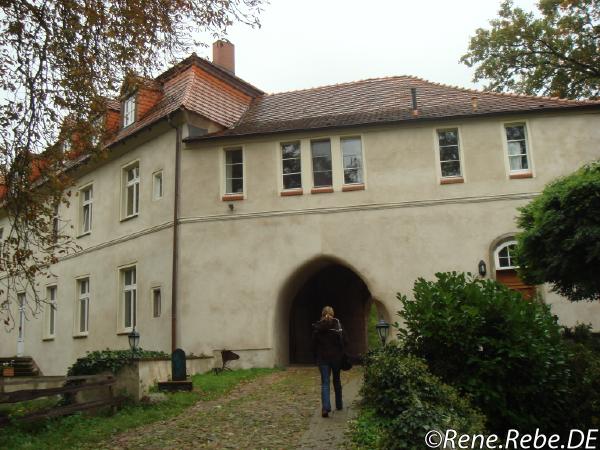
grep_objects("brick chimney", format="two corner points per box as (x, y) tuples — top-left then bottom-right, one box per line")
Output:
(212, 40), (235, 74)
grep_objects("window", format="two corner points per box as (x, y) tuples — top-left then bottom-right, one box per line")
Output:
(123, 95), (136, 127)
(225, 148), (243, 194)
(122, 267), (137, 330)
(152, 287), (161, 318)
(281, 142), (302, 190)
(77, 278), (90, 334)
(311, 139), (332, 187)
(505, 124), (530, 172)
(495, 241), (518, 270)
(437, 129), (462, 178)
(52, 203), (60, 240)
(80, 185), (93, 234)
(153, 171), (163, 200)
(123, 163), (140, 218)
(45, 286), (57, 339)
(341, 137), (364, 184)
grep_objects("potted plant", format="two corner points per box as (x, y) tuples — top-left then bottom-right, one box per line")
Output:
(2, 360), (15, 377)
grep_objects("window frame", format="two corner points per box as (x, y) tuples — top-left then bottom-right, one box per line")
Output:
(435, 127), (464, 182)
(120, 265), (137, 332)
(122, 94), (137, 128)
(310, 138), (333, 189)
(74, 276), (90, 337)
(122, 161), (140, 219)
(151, 286), (161, 318)
(280, 141), (303, 192)
(503, 122), (533, 177)
(494, 240), (518, 271)
(152, 170), (163, 200)
(79, 183), (93, 236)
(223, 147), (245, 197)
(44, 285), (57, 340)
(340, 136), (365, 186)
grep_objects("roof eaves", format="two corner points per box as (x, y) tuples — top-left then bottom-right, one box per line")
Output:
(185, 103), (600, 143)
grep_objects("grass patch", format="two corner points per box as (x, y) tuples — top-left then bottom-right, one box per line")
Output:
(0, 367), (279, 450)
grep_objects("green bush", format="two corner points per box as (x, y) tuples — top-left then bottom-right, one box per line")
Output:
(67, 348), (169, 376)
(353, 344), (485, 450)
(398, 272), (571, 434)
(562, 325), (600, 427)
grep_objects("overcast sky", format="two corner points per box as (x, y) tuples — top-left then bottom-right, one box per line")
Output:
(196, 0), (539, 94)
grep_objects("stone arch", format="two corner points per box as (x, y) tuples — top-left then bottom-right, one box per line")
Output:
(273, 255), (384, 365)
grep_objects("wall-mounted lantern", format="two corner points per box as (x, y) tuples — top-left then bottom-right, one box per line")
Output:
(478, 260), (487, 277)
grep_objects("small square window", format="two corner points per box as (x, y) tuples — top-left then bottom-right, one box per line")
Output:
(153, 171), (163, 200)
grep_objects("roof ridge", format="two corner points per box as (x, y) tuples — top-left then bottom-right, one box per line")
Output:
(266, 75), (421, 96)
(415, 77), (599, 104)
(265, 74), (599, 104)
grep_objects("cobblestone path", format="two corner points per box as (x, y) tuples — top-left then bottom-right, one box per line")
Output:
(101, 367), (362, 449)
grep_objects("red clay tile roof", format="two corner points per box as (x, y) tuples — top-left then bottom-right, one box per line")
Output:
(190, 76), (600, 141)
(107, 57), (258, 146)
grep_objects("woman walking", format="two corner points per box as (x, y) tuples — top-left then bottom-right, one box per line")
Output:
(312, 306), (347, 418)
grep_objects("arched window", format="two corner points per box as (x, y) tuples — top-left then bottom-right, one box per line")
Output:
(495, 240), (517, 270)
(493, 239), (535, 299)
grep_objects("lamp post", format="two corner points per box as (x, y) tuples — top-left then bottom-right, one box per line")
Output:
(128, 326), (140, 359)
(375, 319), (390, 347)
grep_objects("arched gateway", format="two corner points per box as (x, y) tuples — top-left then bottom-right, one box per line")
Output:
(275, 257), (376, 365)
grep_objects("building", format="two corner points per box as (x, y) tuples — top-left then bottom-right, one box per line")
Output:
(1, 42), (599, 375)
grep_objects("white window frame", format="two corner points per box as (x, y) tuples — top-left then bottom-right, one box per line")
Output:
(152, 286), (161, 318)
(503, 122), (533, 176)
(120, 266), (137, 331)
(79, 184), (93, 235)
(75, 277), (90, 336)
(340, 136), (365, 185)
(435, 128), (464, 180)
(310, 138), (333, 188)
(44, 285), (57, 340)
(152, 170), (163, 200)
(122, 95), (136, 128)
(122, 161), (140, 219)
(16, 292), (25, 356)
(494, 240), (518, 271)
(223, 147), (244, 195)
(280, 141), (303, 191)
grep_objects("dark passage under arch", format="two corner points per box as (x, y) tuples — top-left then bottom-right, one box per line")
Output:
(289, 264), (371, 364)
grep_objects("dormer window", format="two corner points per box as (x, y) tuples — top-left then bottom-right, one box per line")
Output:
(123, 95), (136, 128)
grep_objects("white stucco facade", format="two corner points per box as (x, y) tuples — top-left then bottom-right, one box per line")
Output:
(1, 100), (599, 375)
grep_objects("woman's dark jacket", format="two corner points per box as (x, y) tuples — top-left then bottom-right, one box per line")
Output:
(311, 318), (348, 365)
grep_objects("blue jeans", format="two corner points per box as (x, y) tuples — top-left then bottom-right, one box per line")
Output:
(319, 363), (342, 412)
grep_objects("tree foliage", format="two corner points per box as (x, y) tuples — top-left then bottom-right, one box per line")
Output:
(461, 0), (600, 99)
(0, 0), (264, 326)
(516, 161), (600, 301)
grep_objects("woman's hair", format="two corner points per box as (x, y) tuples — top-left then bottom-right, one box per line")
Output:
(321, 306), (334, 320)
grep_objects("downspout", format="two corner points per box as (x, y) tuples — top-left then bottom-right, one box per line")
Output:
(167, 113), (181, 352)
